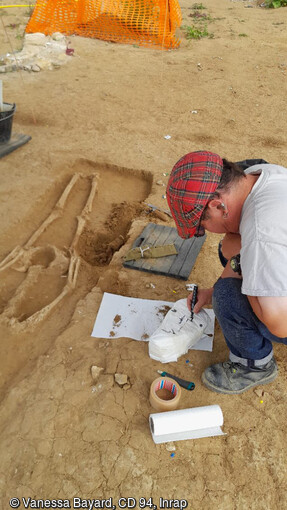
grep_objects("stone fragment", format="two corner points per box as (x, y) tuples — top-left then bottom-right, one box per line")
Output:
(52, 32), (66, 41)
(91, 365), (104, 382)
(25, 33), (47, 46)
(166, 442), (176, 451)
(254, 388), (268, 399)
(31, 64), (41, 72)
(115, 373), (128, 386)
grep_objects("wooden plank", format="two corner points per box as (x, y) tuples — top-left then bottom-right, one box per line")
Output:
(142, 226), (184, 275)
(169, 234), (206, 279)
(123, 223), (206, 280)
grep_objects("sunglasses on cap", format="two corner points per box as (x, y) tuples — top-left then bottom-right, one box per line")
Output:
(194, 222), (206, 237)
(193, 202), (209, 237)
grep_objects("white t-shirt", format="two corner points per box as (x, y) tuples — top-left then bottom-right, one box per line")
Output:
(240, 163), (287, 297)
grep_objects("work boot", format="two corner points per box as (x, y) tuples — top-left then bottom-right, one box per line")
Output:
(202, 358), (278, 394)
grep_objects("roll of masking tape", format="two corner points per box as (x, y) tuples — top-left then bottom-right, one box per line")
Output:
(149, 376), (181, 412)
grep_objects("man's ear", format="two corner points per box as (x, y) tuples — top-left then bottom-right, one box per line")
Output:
(207, 198), (224, 211)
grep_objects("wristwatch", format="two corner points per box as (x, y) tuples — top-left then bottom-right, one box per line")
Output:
(230, 254), (241, 275)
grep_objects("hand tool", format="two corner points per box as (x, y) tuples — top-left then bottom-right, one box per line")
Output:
(157, 370), (195, 391)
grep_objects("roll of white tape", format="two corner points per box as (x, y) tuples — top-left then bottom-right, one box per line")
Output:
(149, 376), (181, 412)
(149, 405), (225, 444)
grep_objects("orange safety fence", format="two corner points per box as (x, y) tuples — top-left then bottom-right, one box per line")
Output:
(25, 0), (182, 49)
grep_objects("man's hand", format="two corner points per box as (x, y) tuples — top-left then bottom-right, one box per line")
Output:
(187, 287), (213, 314)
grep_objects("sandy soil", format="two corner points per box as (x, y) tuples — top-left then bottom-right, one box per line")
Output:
(1, 0), (287, 508)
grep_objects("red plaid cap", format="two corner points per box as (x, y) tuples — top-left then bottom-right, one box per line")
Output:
(166, 151), (223, 238)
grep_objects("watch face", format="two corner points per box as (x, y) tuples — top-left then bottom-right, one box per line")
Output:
(230, 255), (241, 274)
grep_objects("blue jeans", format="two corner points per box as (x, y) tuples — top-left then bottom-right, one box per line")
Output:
(213, 245), (287, 367)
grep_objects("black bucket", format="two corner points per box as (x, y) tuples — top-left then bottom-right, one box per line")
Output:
(0, 103), (16, 143)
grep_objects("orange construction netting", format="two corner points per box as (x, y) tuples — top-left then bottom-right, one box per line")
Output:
(26, 0), (182, 49)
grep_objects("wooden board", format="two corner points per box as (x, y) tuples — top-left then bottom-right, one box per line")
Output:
(0, 133), (31, 159)
(123, 223), (206, 280)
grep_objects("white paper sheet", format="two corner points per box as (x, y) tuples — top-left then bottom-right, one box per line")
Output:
(149, 405), (225, 443)
(91, 293), (215, 351)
